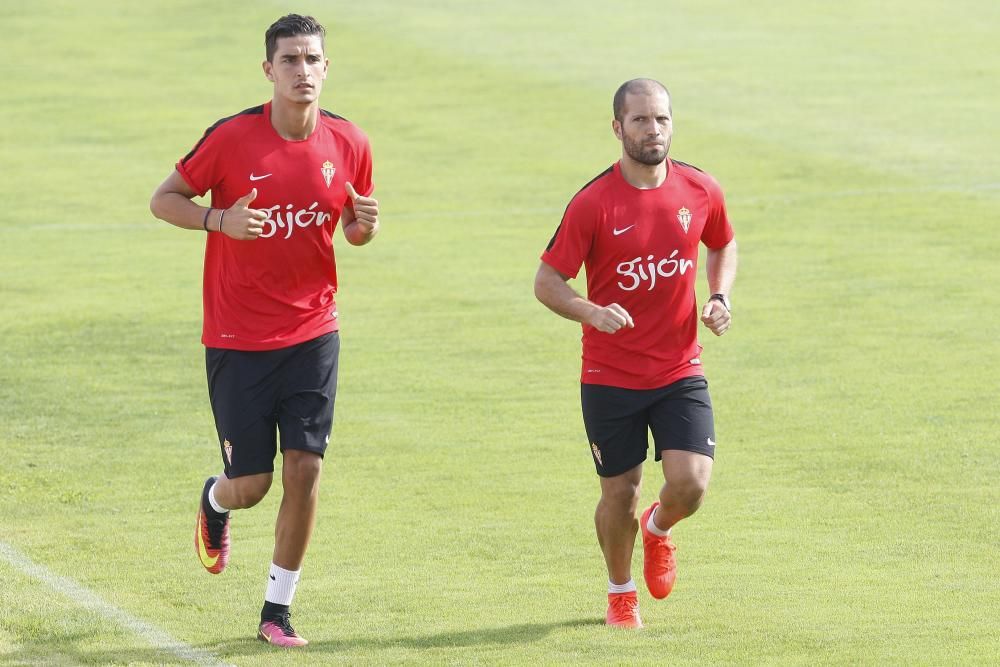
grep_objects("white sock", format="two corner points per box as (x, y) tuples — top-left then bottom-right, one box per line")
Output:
(207, 480), (229, 514)
(265, 563), (301, 606)
(608, 579), (637, 594)
(646, 507), (671, 537)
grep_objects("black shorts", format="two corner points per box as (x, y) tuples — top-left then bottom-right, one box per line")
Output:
(205, 332), (339, 478)
(581, 376), (716, 478)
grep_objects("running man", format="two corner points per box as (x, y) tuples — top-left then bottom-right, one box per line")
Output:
(534, 78), (738, 628)
(149, 14), (379, 647)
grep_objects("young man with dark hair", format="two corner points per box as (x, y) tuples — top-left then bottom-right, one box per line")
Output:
(534, 78), (738, 628)
(150, 14), (379, 647)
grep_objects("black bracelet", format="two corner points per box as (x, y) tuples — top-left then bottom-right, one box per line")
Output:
(219, 208), (226, 234)
(203, 208), (213, 232)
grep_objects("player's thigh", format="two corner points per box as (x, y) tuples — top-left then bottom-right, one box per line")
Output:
(598, 461), (644, 510)
(277, 332), (339, 456)
(581, 383), (653, 478)
(659, 449), (713, 492)
(206, 347), (280, 478)
(648, 376), (717, 461)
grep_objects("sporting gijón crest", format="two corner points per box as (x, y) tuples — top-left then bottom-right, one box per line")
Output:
(677, 207), (692, 233)
(321, 160), (336, 187)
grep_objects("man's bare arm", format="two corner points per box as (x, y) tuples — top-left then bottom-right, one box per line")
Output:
(534, 262), (634, 334)
(701, 239), (738, 336)
(150, 170), (267, 240)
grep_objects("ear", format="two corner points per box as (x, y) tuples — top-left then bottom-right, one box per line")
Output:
(321, 57), (329, 79)
(612, 119), (623, 141)
(263, 60), (274, 82)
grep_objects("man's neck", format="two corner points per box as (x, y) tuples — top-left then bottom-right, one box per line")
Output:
(619, 156), (668, 190)
(270, 99), (318, 141)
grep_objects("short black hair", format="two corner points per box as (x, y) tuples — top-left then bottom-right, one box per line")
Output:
(265, 14), (326, 62)
(613, 78), (671, 122)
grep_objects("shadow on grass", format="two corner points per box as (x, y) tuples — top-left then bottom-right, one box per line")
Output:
(204, 617), (603, 656)
(3, 618), (603, 664)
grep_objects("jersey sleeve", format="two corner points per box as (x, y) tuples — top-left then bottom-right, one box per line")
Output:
(700, 175), (734, 249)
(540, 193), (598, 279)
(175, 121), (230, 197)
(352, 132), (375, 197)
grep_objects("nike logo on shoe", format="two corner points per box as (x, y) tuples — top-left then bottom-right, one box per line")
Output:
(196, 513), (219, 569)
(613, 225), (635, 236)
(249, 173), (272, 181)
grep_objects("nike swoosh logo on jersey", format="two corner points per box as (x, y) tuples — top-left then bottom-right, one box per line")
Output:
(249, 172), (272, 181)
(613, 225), (635, 236)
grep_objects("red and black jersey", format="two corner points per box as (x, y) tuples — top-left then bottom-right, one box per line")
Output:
(176, 101), (373, 351)
(542, 159), (734, 390)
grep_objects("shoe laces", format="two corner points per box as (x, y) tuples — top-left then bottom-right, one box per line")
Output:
(610, 594), (639, 616)
(652, 533), (676, 553)
(658, 540), (677, 570)
(206, 515), (227, 547)
(201, 501), (229, 548)
(266, 612), (299, 637)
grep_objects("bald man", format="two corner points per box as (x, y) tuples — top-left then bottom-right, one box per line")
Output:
(534, 78), (738, 628)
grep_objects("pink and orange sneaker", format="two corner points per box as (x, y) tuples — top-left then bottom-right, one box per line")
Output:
(258, 613), (309, 647)
(640, 502), (677, 599)
(194, 476), (230, 574)
(605, 591), (643, 628)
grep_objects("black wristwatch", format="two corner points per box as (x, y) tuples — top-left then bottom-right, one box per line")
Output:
(709, 293), (731, 312)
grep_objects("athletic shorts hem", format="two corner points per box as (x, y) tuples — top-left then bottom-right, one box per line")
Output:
(277, 443), (327, 458)
(655, 445), (716, 461)
(224, 464), (275, 480)
(595, 453), (647, 478)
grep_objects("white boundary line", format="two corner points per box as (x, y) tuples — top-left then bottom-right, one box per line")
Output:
(0, 541), (233, 667)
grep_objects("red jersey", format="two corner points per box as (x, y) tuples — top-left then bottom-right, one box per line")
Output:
(541, 159), (734, 390)
(176, 102), (373, 351)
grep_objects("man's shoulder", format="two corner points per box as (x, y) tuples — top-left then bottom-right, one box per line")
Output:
(202, 105), (266, 137)
(318, 109), (369, 145)
(181, 105), (265, 164)
(569, 164), (617, 205)
(670, 158), (724, 195)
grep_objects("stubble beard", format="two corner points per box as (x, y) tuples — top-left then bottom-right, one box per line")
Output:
(624, 135), (670, 166)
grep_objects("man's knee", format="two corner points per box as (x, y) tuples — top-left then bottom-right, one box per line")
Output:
(661, 450), (713, 517)
(672, 477), (710, 517)
(282, 450), (323, 488)
(600, 475), (642, 514)
(227, 473), (272, 508)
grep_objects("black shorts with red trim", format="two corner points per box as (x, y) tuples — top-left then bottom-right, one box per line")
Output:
(581, 376), (716, 478)
(205, 332), (339, 478)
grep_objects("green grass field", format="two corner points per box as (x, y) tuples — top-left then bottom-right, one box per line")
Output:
(1, 0), (998, 664)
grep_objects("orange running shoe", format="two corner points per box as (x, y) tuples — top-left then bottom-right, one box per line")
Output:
(194, 476), (230, 574)
(605, 591), (643, 628)
(640, 502), (677, 599)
